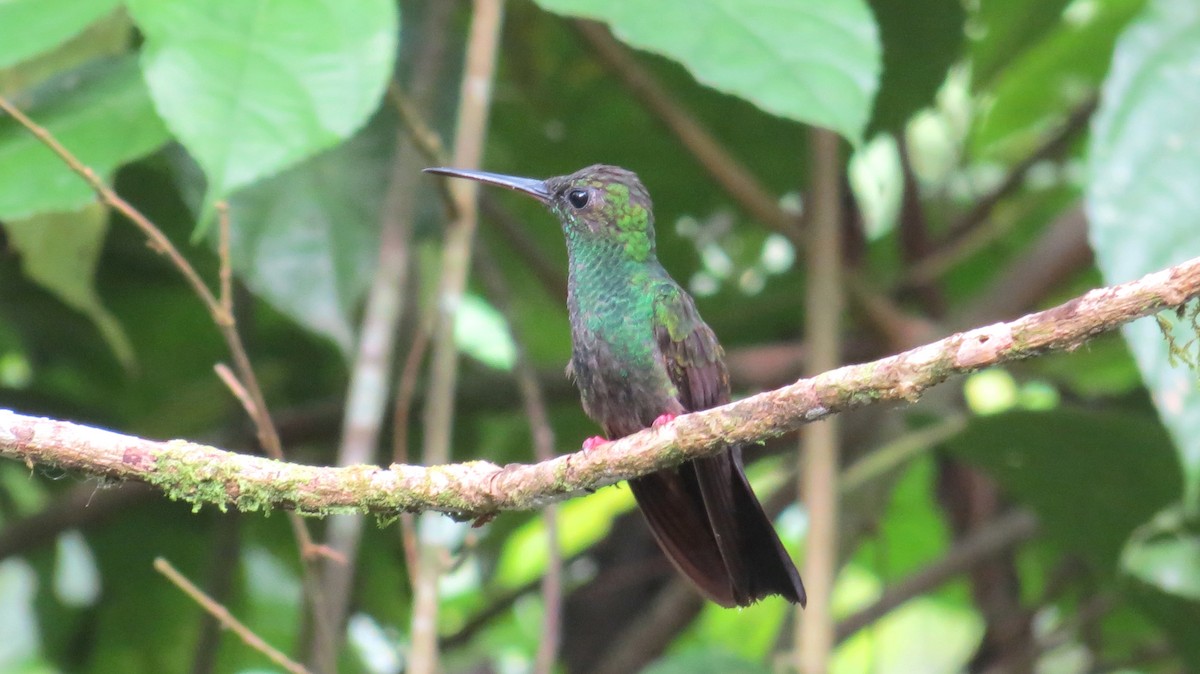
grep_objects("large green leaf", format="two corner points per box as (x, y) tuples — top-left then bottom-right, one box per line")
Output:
(0, 0), (120, 68)
(125, 0), (398, 229)
(214, 117), (394, 354)
(0, 56), (168, 220)
(1087, 0), (1200, 505)
(3, 204), (133, 368)
(948, 409), (1181, 571)
(533, 0), (881, 144)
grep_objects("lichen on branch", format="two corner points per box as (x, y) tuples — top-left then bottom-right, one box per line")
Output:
(2, 256), (1200, 518)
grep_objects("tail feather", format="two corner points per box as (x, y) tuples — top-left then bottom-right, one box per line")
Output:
(629, 450), (806, 608)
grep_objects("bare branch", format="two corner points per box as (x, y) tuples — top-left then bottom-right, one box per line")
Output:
(155, 557), (312, 674)
(1, 255), (1198, 516)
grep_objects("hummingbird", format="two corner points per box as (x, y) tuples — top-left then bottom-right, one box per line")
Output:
(425, 164), (805, 607)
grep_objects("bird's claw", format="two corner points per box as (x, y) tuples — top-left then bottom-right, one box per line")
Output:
(581, 435), (608, 451)
(651, 413), (677, 428)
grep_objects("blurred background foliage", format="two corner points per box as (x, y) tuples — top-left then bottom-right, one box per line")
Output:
(1, 0), (1199, 672)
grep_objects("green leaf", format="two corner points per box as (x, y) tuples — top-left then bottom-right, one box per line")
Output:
(1124, 522), (1200, 600)
(969, 0), (1074, 89)
(948, 409), (1181, 571)
(213, 117), (394, 354)
(0, 56), (169, 220)
(972, 0), (1145, 160)
(0, 9), (132, 97)
(0, 0), (120, 68)
(455, 295), (517, 371)
(3, 204), (134, 368)
(867, 0), (964, 134)
(1087, 0), (1200, 505)
(125, 0), (398, 231)
(532, 0), (881, 144)
(494, 486), (634, 588)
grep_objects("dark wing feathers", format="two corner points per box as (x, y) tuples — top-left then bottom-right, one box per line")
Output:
(653, 286), (729, 413)
(643, 284), (806, 607)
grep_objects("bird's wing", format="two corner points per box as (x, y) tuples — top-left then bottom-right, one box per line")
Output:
(645, 283), (805, 606)
(652, 284), (730, 413)
(646, 285), (750, 598)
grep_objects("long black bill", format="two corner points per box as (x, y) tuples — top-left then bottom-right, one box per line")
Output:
(423, 167), (551, 203)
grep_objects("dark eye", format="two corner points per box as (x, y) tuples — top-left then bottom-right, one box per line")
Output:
(567, 189), (589, 209)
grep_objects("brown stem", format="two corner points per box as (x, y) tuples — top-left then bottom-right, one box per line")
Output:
(590, 581), (705, 674)
(572, 20), (796, 237)
(0, 91), (331, 658)
(959, 207), (1091, 327)
(4, 255), (1198, 515)
(313, 3), (456, 667)
(216, 201), (233, 315)
(835, 510), (1038, 643)
(392, 313), (433, 588)
(389, 68), (569, 303)
(475, 249), (563, 673)
(411, 2), (506, 673)
(943, 97), (1096, 245)
(155, 557), (312, 674)
(797, 128), (844, 671)
(906, 97), (1098, 286)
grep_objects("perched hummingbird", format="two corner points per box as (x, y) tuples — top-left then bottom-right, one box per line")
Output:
(425, 164), (805, 607)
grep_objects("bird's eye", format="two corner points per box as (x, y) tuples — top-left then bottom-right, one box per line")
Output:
(567, 189), (589, 209)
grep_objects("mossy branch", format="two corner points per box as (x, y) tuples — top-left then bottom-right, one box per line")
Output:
(3, 256), (1200, 519)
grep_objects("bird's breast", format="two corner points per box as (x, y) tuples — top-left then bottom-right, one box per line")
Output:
(568, 304), (678, 437)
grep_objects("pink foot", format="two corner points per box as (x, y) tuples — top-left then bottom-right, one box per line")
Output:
(652, 413), (677, 428)
(581, 435), (608, 451)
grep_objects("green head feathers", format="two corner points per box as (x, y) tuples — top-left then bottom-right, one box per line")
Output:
(424, 164), (657, 262)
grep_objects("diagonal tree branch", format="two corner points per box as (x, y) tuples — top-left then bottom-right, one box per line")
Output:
(2, 255), (1199, 517)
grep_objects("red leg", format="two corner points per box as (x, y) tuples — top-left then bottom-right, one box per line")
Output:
(581, 435), (608, 451)
(651, 413), (677, 428)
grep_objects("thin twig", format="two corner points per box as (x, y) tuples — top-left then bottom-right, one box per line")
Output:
(959, 207), (1091, 327)
(0, 483), (153, 562)
(313, 2), (456, 665)
(797, 128), (844, 672)
(834, 510), (1038, 643)
(410, 2), (506, 673)
(590, 581), (705, 674)
(154, 557), (313, 674)
(475, 249), (563, 673)
(190, 514), (242, 674)
(216, 200), (233, 316)
(392, 313), (433, 587)
(390, 75), (568, 301)
(5, 253), (1197, 516)
(0, 96), (222, 317)
(907, 97), (1098, 285)
(0, 92), (333, 662)
(573, 20), (796, 237)
(214, 364), (256, 423)
(839, 416), (967, 494)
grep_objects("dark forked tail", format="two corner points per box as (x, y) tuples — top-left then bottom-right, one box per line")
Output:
(628, 448), (806, 608)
